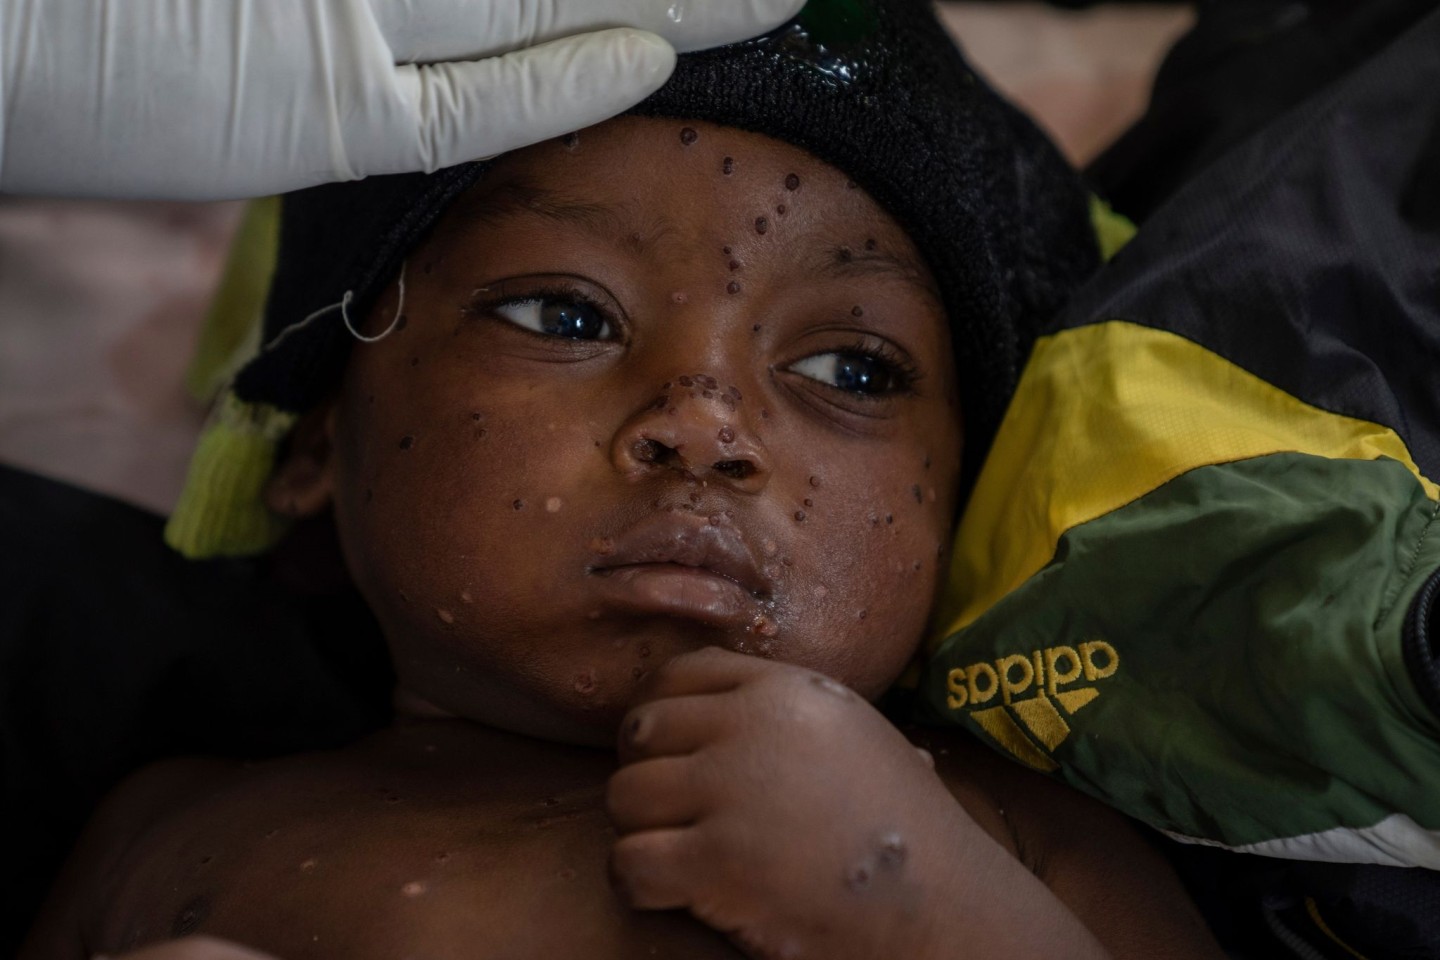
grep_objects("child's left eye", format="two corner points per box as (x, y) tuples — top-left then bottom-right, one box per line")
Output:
(789, 350), (912, 396)
(493, 296), (614, 341)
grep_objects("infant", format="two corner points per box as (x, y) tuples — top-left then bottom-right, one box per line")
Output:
(25, 4), (1223, 958)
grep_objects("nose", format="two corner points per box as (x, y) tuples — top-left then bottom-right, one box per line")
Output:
(612, 374), (770, 493)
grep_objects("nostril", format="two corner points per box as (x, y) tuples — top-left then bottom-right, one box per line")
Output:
(713, 459), (755, 480)
(632, 438), (676, 466)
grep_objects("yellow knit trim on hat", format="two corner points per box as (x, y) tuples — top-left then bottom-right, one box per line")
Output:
(165, 393), (297, 559)
(185, 197), (281, 403)
(1090, 194), (1137, 262)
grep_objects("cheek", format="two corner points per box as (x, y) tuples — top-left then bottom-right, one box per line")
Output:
(773, 463), (953, 698)
(330, 363), (605, 621)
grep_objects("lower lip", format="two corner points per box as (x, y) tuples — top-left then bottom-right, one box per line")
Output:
(590, 565), (756, 626)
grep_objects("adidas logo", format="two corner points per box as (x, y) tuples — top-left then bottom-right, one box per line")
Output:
(944, 641), (1120, 772)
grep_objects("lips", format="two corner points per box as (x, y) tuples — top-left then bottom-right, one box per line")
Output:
(587, 512), (771, 627)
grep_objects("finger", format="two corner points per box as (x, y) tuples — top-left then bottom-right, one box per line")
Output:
(633, 645), (778, 706)
(607, 756), (706, 833)
(391, 29), (674, 172)
(655, 0), (811, 53)
(610, 827), (703, 910)
(377, 0), (807, 66)
(618, 693), (734, 763)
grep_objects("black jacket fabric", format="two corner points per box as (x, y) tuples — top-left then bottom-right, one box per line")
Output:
(0, 466), (392, 953)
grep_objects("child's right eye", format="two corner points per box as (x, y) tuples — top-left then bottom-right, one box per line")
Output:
(493, 296), (615, 341)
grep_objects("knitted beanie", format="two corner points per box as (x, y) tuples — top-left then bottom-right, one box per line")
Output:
(167, 0), (1104, 558)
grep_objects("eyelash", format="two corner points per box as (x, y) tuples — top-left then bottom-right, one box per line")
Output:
(818, 336), (922, 398)
(466, 284), (921, 398)
(465, 282), (623, 340)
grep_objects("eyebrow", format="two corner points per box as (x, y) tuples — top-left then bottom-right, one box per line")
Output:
(451, 175), (940, 299)
(809, 242), (933, 290)
(448, 176), (677, 255)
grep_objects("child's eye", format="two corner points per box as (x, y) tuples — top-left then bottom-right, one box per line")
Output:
(493, 296), (614, 341)
(788, 350), (913, 396)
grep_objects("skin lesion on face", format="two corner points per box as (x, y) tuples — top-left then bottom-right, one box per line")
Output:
(269, 117), (965, 746)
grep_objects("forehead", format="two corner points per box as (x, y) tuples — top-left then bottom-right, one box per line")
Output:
(434, 117), (941, 310)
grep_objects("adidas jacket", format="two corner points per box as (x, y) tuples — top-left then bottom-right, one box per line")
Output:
(920, 8), (1440, 873)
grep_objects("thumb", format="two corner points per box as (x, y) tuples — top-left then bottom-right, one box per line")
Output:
(392, 28), (676, 172)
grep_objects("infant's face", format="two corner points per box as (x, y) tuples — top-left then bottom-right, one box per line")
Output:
(310, 117), (961, 744)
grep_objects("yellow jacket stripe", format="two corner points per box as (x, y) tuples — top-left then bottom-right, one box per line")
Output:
(932, 320), (1439, 649)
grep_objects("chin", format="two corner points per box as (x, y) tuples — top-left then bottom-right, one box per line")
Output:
(418, 668), (647, 749)
(393, 619), (759, 746)
(483, 696), (631, 750)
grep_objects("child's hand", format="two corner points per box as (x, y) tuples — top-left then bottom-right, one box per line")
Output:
(606, 646), (993, 960)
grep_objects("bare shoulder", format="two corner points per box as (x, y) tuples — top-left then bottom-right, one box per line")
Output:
(905, 726), (1224, 960)
(21, 757), (243, 960)
(22, 734), (424, 959)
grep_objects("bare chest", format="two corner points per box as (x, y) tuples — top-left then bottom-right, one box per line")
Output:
(95, 742), (739, 960)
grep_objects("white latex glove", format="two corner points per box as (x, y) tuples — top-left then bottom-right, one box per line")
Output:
(0, 0), (805, 200)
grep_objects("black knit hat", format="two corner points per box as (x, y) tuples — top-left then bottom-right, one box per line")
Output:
(235, 0), (1099, 489)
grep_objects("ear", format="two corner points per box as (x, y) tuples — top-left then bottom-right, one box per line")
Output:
(264, 400), (338, 519)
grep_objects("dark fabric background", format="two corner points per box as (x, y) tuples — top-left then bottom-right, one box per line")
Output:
(1088, 0), (1440, 220)
(0, 466), (392, 954)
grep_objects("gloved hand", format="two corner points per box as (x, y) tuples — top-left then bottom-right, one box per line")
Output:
(0, 0), (804, 200)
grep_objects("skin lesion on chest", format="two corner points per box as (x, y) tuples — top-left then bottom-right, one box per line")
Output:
(100, 775), (738, 960)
